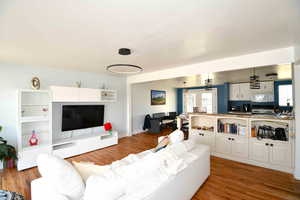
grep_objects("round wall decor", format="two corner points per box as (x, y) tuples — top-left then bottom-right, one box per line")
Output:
(31, 77), (40, 90)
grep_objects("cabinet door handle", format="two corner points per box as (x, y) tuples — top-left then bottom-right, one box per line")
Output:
(270, 144), (274, 147)
(265, 143), (269, 146)
(232, 138), (235, 141)
(228, 138), (231, 141)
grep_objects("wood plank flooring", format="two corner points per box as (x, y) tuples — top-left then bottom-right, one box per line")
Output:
(1, 129), (300, 200)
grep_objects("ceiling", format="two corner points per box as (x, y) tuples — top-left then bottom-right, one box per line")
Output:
(0, 0), (299, 75)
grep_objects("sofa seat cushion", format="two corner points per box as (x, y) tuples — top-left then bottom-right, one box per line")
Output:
(84, 171), (125, 200)
(37, 154), (85, 200)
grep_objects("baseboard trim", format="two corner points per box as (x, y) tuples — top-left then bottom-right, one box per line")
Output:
(132, 129), (147, 135)
(211, 152), (294, 174)
(294, 172), (300, 180)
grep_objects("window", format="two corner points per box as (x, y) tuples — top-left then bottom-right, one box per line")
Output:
(184, 89), (217, 113)
(186, 93), (196, 113)
(278, 84), (293, 106)
(201, 93), (213, 113)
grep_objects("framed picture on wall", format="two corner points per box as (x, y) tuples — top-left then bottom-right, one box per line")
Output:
(151, 90), (166, 105)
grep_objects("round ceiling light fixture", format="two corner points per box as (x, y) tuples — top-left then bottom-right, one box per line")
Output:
(106, 48), (143, 74)
(106, 64), (143, 74)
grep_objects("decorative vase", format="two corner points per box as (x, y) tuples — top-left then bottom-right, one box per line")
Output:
(4, 158), (15, 168)
(29, 130), (38, 146)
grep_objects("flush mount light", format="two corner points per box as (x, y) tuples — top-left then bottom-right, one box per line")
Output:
(106, 48), (143, 74)
(106, 64), (143, 74)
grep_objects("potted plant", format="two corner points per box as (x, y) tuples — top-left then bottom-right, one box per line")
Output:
(0, 126), (17, 168)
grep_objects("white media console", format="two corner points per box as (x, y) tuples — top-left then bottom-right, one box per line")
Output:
(17, 87), (118, 171)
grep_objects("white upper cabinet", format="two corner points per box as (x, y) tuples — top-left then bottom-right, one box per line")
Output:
(229, 83), (251, 101)
(259, 81), (274, 93)
(51, 86), (79, 102)
(239, 83), (251, 101)
(50, 86), (116, 102)
(79, 88), (100, 102)
(229, 84), (240, 101)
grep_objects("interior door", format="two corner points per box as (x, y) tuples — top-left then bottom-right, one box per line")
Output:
(215, 135), (231, 155)
(231, 137), (249, 159)
(249, 140), (269, 163)
(269, 143), (292, 167)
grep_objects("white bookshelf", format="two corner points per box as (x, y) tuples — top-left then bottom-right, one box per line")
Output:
(17, 90), (52, 170)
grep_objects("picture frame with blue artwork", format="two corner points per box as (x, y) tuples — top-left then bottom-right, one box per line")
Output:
(151, 90), (166, 105)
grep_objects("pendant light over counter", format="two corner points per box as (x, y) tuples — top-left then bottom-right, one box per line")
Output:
(250, 68), (260, 89)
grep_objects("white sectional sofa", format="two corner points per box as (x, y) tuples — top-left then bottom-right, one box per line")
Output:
(31, 137), (210, 200)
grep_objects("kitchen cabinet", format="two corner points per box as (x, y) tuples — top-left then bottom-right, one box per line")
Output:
(249, 139), (292, 168)
(249, 140), (269, 163)
(215, 135), (248, 158)
(231, 137), (249, 158)
(269, 143), (292, 167)
(215, 135), (232, 154)
(229, 83), (251, 101)
(259, 81), (274, 93)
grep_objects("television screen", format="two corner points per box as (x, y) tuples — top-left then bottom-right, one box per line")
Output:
(62, 105), (104, 132)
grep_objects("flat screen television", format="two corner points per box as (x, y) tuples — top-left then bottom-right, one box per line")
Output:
(62, 105), (104, 132)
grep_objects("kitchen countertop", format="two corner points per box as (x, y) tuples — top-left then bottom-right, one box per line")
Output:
(188, 113), (294, 121)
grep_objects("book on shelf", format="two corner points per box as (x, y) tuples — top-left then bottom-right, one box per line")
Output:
(218, 121), (246, 135)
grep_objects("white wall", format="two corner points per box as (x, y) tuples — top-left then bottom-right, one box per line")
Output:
(0, 63), (127, 149)
(294, 46), (300, 179)
(131, 80), (177, 134)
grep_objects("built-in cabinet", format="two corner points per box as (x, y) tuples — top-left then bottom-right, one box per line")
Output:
(17, 87), (119, 171)
(50, 86), (117, 102)
(189, 114), (294, 173)
(249, 139), (292, 168)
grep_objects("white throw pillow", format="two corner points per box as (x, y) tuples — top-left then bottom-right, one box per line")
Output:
(72, 161), (110, 183)
(168, 129), (184, 144)
(84, 173), (125, 200)
(182, 139), (196, 152)
(37, 154), (85, 200)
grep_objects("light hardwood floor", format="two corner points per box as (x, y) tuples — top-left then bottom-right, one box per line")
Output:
(1, 129), (300, 200)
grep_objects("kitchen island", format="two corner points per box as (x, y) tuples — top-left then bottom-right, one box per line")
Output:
(188, 113), (295, 173)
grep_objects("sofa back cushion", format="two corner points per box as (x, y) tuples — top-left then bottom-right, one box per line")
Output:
(168, 129), (184, 144)
(37, 154), (85, 200)
(72, 161), (110, 183)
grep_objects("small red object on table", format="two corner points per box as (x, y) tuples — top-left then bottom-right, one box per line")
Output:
(104, 122), (113, 135)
